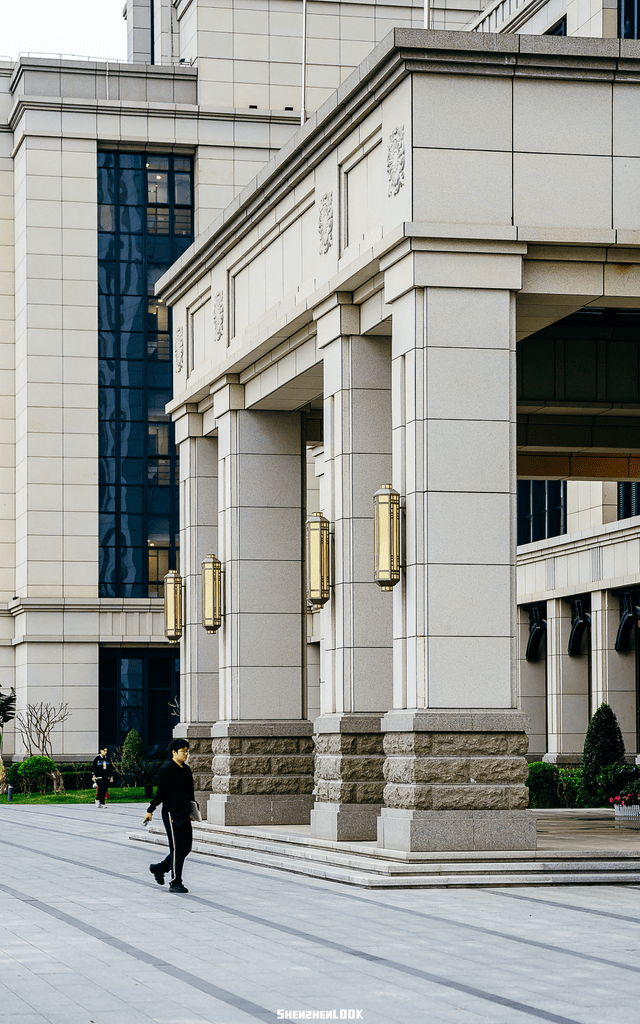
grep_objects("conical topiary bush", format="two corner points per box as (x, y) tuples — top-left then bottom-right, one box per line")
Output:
(582, 702), (626, 796)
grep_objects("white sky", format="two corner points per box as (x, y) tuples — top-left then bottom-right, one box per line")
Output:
(3, 1), (128, 62)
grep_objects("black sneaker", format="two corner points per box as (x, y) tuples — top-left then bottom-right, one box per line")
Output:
(149, 863), (165, 886)
(169, 882), (189, 894)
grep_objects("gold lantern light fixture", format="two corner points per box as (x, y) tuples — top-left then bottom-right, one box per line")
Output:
(164, 569), (183, 642)
(305, 513), (330, 607)
(373, 484), (400, 591)
(201, 554), (222, 633)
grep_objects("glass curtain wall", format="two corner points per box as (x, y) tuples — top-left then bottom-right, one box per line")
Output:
(98, 152), (193, 597)
(99, 649), (179, 756)
(517, 480), (567, 546)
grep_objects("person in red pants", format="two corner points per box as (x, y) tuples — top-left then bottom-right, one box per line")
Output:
(92, 746), (114, 808)
(143, 738), (194, 894)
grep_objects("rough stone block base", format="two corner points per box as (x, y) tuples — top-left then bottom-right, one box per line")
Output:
(207, 793), (315, 826)
(377, 807), (537, 852)
(310, 801), (382, 841)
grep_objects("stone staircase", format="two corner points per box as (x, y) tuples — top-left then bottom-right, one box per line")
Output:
(129, 815), (640, 888)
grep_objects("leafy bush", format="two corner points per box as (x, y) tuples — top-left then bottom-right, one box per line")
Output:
(5, 763), (21, 790)
(17, 755), (56, 795)
(527, 761), (561, 807)
(582, 703), (626, 796)
(596, 762), (640, 805)
(557, 767), (588, 807)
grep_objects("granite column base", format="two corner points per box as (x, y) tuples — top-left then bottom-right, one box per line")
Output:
(207, 719), (314, 826)
(310, 713), (385, 841)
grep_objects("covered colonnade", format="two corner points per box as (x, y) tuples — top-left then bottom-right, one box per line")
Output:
(160, 30), (640, 851)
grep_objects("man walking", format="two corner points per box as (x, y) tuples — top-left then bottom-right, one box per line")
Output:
(143, 738), (194, 894)
(92, 745), (114, 808)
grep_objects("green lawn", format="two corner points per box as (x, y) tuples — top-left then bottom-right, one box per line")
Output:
(0, 787), (150, 805)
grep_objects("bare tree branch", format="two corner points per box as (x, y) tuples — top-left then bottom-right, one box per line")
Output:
(15, 702), (72, 759)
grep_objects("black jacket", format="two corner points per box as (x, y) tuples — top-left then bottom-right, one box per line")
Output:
(147, 759), (194, 816)
(92, 755), (114, 780)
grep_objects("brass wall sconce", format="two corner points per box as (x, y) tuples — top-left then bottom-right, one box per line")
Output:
(202, 554), (222, 633)
(373, 484), (400, 591)
(164, 569), (183, 642)
(305, 513), (330, 606)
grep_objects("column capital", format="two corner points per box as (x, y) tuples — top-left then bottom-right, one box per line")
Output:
(383, 246), (525, 304)
(172, 403), (203, 443)
(314, 298), (360, 349)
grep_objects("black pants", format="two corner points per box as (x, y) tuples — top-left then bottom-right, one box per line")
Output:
(158, 810), (192, 884)
(96, 779), (109, 805)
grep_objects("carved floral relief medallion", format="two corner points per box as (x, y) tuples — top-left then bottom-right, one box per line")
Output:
(387, 125), (405, 197)
(213, 291), (225, 344)
(174, 325), (184, 372)
(318, 192), (333, 255)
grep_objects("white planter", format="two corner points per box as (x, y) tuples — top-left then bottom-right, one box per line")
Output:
(614, 804), (640, 818)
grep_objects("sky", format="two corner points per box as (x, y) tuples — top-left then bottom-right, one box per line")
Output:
(3, 0), (128, 62)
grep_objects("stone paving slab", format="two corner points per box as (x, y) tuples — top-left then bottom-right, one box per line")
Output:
(2, 803), (640, 1023)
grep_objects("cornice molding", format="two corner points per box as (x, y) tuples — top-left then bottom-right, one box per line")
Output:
(156, 29), (640, 309)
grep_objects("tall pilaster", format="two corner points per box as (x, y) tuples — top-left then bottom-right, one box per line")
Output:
(173, 409), (218, 808)
(545, 597), (589, 760)
(208, 396), (313, 825)
(311, 316), (392, 840)
(378, 250), (535, 852)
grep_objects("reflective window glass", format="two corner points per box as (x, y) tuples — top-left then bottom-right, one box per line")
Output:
(99, 151), (191, 596)
(148, 334), (170, 361)
(120, 388), (145, 421)
(147, 207), (170, 234)
(146, 156), (169, 171)
(173, 208), (192, 236)
(120, 332), (145, 360)
(119, 296), (145, 333)
(98, 294), (117, 331)
(119, 205), (144, 234)
(99, 205), (116, 232)
(175, 172), (192, 206)
(120, 263), (145, 296)
(148, 298), (169, 332)
(120, 168), (144, 206)
(98, 359), (116, 387)
(98, 167), (116, 205)
(120, 421), (145, 457)
(98, 233), (116, 261)
(99, 514), (117, 546)
(119, 234), (144, 262)
(148, 459), (171, 486)
(99, 458), (117, 485)
(148, 423), (170, 456)
(121, 458), (145, 485)
(148, 516), (170, 544)
(148, 171), (169, 204)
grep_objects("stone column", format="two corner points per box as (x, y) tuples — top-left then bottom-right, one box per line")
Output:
(545, 597), (589, 762)
(591, 589), (636, 753)
(208, 393), (313, 825)
(378, 251), (535, 852)
(172, 411), (218, 811)
(311, 313), (392, 840)
(517, 604), (547, 761)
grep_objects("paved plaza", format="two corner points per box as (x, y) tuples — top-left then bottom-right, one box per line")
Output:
(1, 804), (640, 1024)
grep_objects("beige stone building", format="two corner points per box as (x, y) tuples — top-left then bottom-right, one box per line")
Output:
(4, 0), (640, 853)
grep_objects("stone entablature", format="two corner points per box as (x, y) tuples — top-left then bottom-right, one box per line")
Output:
(517, 516), (640, 605)
(163, 31), (640, 422)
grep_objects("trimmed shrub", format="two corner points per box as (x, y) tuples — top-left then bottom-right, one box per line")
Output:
(527, 761), (561, 808)
(57, 762), (93, 791)
(17, 755), (56, 795)
(582, 703), (626, 796)
(122, 728), (144, 764)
